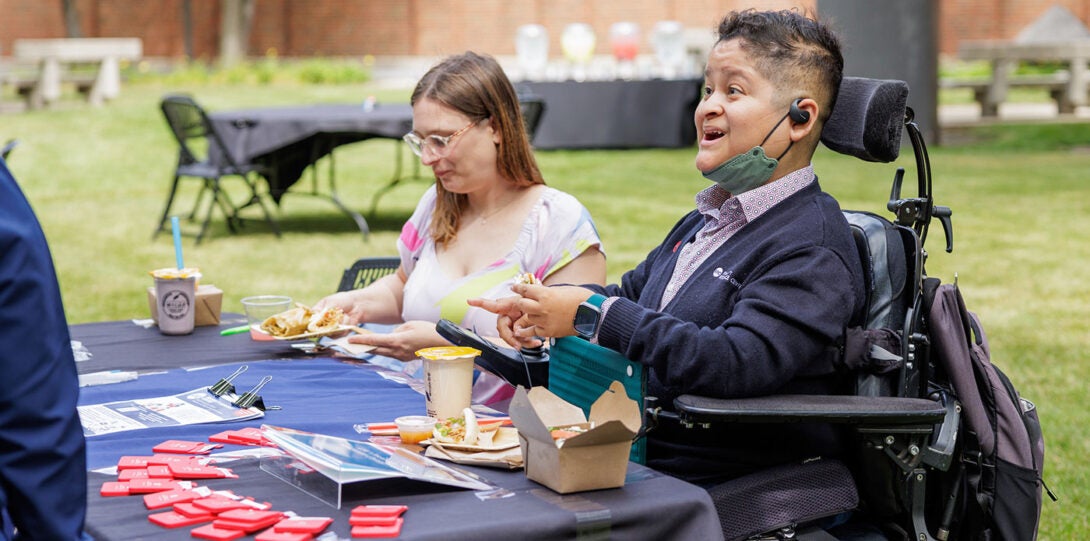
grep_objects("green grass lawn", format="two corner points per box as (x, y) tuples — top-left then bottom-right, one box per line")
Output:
(3, 77), (1086, 537)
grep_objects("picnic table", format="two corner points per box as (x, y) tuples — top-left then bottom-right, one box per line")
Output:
(10, 38), (142, 109)
(948, 40), (1090, 116)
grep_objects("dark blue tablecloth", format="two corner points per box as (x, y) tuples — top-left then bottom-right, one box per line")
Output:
(78, 357), (421, 471)
(79, 358), (724, 540)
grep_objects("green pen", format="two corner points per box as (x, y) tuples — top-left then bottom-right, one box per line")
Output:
(220, 324), (251, 336)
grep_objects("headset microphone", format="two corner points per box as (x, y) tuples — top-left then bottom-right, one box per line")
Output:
(789, 98), (810, 124)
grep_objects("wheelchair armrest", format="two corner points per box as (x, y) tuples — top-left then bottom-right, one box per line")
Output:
(671, 394), (946, 427)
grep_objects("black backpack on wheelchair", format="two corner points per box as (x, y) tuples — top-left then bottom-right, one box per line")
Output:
(438, 77), (1050, 540)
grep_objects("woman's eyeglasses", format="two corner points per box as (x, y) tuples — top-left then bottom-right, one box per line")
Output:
(402, 120), (476, 158)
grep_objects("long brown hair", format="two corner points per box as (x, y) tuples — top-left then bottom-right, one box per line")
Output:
(410, 51), (545, 246)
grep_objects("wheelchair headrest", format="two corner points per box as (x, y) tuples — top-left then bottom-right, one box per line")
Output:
(821, 77), (909, 163)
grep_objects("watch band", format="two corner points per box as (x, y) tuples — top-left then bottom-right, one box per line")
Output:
(584, 293), (607, 309)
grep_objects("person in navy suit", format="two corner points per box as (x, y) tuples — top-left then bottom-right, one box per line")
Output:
(0, 157), (87, 539)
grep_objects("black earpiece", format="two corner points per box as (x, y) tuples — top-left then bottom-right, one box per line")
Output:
(788, 98), (810, 124)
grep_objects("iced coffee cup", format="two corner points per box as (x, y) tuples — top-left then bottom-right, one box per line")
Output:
(416, 346), (480, 420)
(149, 267), (201, 336)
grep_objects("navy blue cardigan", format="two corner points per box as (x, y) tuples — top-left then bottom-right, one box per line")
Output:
(589, 180), (865, 484)
(0, 159), (87, 537)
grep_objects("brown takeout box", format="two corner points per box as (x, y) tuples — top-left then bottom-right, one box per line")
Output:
(147, 284), (223, 327)
(508, 380), (641, 494)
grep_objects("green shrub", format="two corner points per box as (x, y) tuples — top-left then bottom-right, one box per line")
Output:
(124, 57), (371, 86)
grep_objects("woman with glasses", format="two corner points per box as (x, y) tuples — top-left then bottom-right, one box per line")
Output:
(314, 51), (605, 404)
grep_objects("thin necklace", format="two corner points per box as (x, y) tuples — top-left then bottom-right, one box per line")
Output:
(472, 196), (518, 224)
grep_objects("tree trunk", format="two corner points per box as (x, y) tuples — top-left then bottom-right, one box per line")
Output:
(219, 0), (255, 66)
(182, 0), (193, 60)
(62, 0), (82, 38)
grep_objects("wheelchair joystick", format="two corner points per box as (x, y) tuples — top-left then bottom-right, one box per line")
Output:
(519, 344), (546, 359)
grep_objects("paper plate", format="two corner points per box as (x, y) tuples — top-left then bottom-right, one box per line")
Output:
(250, 323), (353, 341)
(427, 427), (520, 452)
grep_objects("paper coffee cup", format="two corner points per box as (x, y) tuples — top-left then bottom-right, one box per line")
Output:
(417, 346), (480, 420)
(154, 276), (197, 335)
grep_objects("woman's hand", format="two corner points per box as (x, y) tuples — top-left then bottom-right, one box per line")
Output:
(468, 295), (541, 349)
(347, 320), (444, 361)
(313, 290), (366, 325)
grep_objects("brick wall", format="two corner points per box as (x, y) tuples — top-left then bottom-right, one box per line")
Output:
(3, 0), (1085, 61)
(939, 0), (1090, 55)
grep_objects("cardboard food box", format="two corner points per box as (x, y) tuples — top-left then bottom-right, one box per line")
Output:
(147, 284), (223, 327)
(508, 380), (641, 494)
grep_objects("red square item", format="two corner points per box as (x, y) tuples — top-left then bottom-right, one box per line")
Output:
(147, 454), (206, 465)
(169, 462), (234, 479)
(208, 430), (241, 445)
(216, 509), (282, 523)
(255, 529), (313, 541)
(350, 505), (407, 519)
(143, 488), (200, 509)
(274, 517), (333, 534)
(350, 518), (403, 538)
(173, 502), (213, 518)
(147, 465), (173, 478)
(213, 516), (282, 534)
(191, 524), (246, 541)
(191, 496), (248, 514)
(117, 456), (154, 469)
(210, 429), (265, 446)
(128, 478), (190, 494)
(153, 440), (220, 454)
(349, 514), (400, 527)
(117, 468), (149, 481)
(213, 509), (283, 533)
(148, 510), (213, 528)
(99, 481), (130, 497)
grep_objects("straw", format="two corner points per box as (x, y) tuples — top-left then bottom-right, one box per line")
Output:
(171, 216), (184, 269)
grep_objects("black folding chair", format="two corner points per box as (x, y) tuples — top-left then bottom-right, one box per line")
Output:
(337, 256), (401, 292)
(1, 139), (18, 160)
(154, 94), (281, 244)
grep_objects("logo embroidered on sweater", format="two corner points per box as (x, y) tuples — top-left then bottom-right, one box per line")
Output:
(712, 267), (742, 288)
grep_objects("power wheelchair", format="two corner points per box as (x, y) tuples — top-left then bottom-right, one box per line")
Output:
(438, 76), (964, 541)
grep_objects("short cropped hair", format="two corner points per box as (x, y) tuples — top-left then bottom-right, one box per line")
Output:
(716, 9), (844, 123)
(410, 51), (545, 246)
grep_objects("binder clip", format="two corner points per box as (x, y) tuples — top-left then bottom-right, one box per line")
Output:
(233, 375), (273, 411)
(208, 365), (248, 397)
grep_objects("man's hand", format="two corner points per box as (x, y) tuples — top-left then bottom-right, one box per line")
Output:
(467, 295), (537, 348)
(470, 284), (595, 346)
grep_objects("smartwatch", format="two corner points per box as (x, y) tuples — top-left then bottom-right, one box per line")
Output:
(573, 294), (607, 340)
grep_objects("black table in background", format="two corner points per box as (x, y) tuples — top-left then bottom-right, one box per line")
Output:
(209, 103), (413, 200)
(521, 79), (702, 150)
(208, 103), (415, 236)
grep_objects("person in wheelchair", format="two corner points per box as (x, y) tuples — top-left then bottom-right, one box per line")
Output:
(473, 9), (865, 486)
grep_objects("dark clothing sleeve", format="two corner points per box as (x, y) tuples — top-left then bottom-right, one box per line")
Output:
(0, 159), (88, 539)
(589, 181), (866, 484)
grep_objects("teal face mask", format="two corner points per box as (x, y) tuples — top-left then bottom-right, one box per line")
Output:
(701, 110), (795, 196)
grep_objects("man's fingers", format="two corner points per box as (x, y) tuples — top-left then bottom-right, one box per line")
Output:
(497, 315), (521, 348)
(510, 283), (548, 300)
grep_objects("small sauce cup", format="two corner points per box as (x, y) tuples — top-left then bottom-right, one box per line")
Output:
(395, 415), (437, 444)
